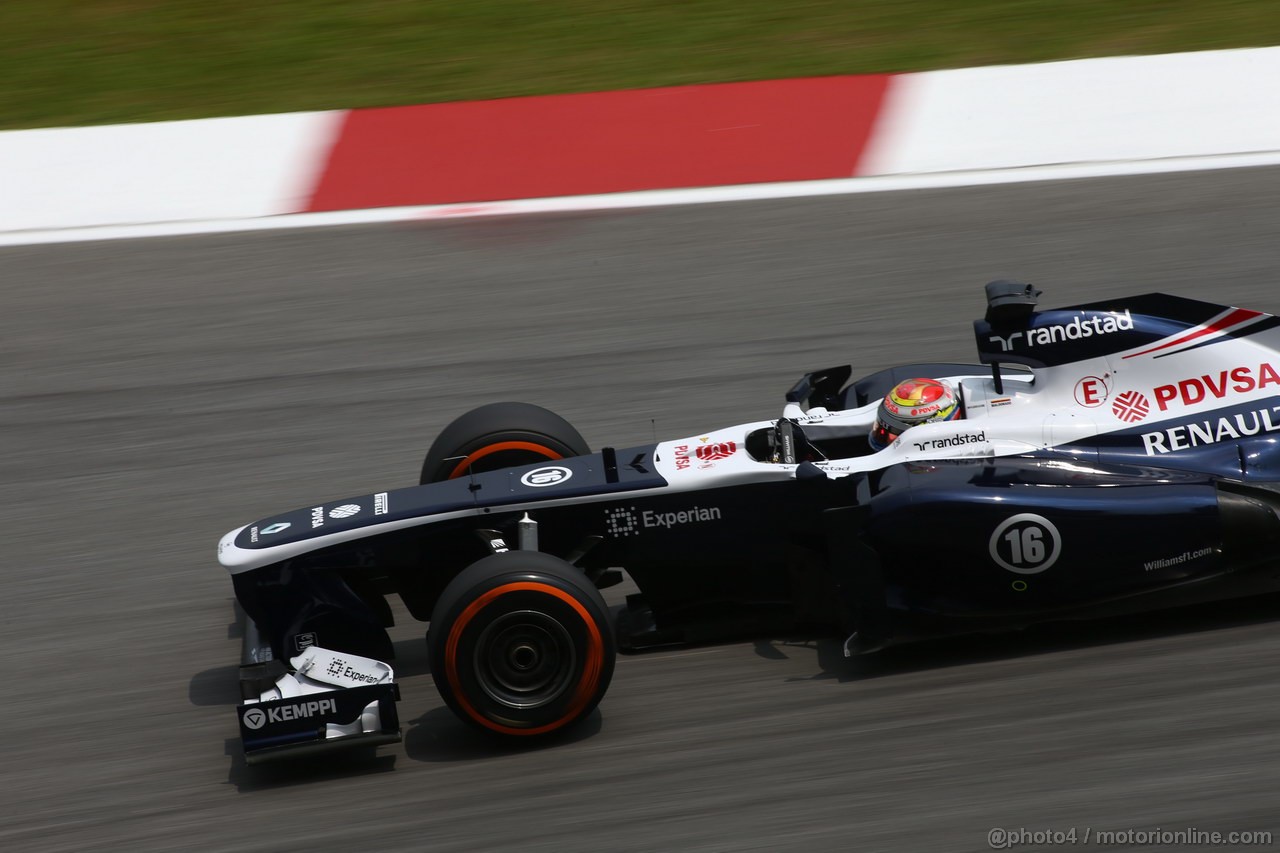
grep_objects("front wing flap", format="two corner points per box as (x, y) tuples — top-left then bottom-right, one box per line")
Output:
(238, 682), (401, 764)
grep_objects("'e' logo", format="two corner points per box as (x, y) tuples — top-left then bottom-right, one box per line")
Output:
(1073, 375), (1109, 408)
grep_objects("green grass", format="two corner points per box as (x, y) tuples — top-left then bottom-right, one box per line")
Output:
(3, 1), (1279, 130)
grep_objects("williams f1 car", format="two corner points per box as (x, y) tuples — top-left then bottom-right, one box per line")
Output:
(218, 283), (1280, 763)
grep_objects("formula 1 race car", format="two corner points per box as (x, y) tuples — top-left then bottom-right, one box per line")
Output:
(218, 282), (1280, 763)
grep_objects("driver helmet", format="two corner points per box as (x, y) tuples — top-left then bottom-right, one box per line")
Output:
(869, 378), (961, 450)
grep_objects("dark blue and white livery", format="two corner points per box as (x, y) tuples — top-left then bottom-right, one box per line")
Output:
(218, 283), (1280, 763)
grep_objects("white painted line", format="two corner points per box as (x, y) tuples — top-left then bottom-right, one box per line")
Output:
(3, 149), (1279, 247)
(865, 48), (1280, 175)
(0, 111), (342, 232)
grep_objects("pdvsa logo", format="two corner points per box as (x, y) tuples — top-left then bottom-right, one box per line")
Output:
(1111, 390), (1150, 423)
(1152, 362), (1280, 411)
(1114, 362), (1280, 425)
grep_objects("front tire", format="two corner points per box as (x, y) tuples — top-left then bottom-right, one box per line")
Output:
(420, 402), (590, 484)
(428, 552), (616, 738)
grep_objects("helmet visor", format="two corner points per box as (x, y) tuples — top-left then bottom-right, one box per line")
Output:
(869, 419), (900, 451)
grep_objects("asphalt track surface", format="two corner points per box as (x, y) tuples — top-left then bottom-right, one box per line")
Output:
(6, 166), (1280, 853)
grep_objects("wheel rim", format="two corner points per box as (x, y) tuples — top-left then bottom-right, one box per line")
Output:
(447, 441), (564, 479)
(473, 610), (577, 710)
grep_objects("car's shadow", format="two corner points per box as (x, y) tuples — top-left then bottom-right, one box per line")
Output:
(401, 706), (604, 763)
(212, 590), (1280, 785)
(224, 705), (605, 789)
(225, 738), (399, 791)
(752, 591), (1280, 683)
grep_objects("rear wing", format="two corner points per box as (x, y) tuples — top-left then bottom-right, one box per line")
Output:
(974, 282), (1279, 378)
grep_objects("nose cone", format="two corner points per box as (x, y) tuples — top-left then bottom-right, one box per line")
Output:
(217, 525), (249, 570)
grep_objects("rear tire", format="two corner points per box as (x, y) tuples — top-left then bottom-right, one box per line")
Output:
(428, 551), (616, 738)
(420, 402), (589, 484)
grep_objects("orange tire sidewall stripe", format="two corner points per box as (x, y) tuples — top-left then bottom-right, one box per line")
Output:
(444, 581), (605, 737)
(447, 441), (563, 479)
